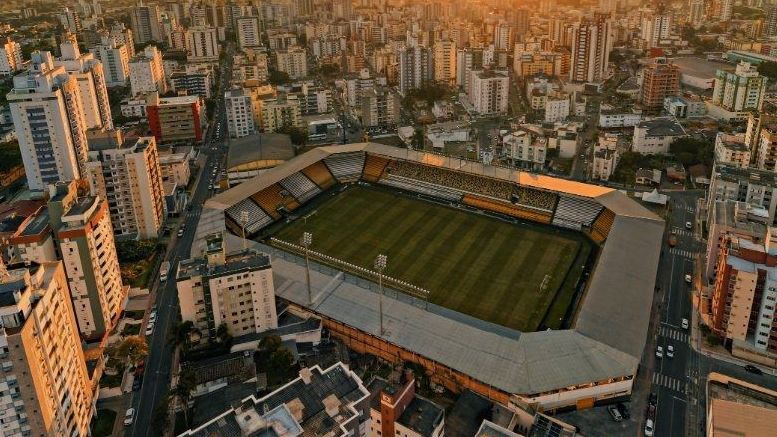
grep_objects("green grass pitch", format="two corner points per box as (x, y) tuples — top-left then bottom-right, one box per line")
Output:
(274, 186), (592, 332)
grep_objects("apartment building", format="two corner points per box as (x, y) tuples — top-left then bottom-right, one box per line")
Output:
(0, 37), (23, 75)
(185, 26), (220, 62)
(0, 261), (95, 436)
(631, 118), (686, 155)
(545, 92), (571, 122)
(129, 45), (167, 96)
(85, 136), (165, 239)
(7, 51), (89, 190)
(399, 45), (433, 95)
(715, 132), (751, 169)
(179, 363), (369, 436)
(468, 70), (509, 115)
(225, 88), (256, 138)
(361, 86), (399, 128)
(130, 3), (163, 44)
(367, 374), (445, 437)
(501, 127), (547, 171)
(456, 48), (483, 90)
(708, 163), (777, 227)
(176, 234), (278, 339)
(569, 13), (612, 83)
(592, 133), (620, 181)
(146, 93), (206, 144)
(641, 14), (671, 48)
(710, 231), (777, 357)
(640, 58), (680, 113)
(236, 16), (262, 49)
(89, 35), (131, 87)
(433, 40), (457, 84)
(275, 46), (308, 80)
(231, 49), (268, 85)
(170, 69), (213, 98)
(704, 200), (769, 282)
(711, 62), (767, 117)
(47, 182), (126, 340)
(260, 94), (303, 132)
(55, 34), (113, 131)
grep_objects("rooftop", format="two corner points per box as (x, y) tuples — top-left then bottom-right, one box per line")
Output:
(397, 396), (444, 437)
(715, 162), (777, 186)
(637, 118), (686, 137)
(63, 196), (98, 218)
(227, 133), (294, 171)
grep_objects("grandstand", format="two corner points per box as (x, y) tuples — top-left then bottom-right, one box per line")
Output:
(205, 143), (663, 412)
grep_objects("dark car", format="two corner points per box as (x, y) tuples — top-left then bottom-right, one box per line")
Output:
(745, 364), (764, 375)
(616, 403), (631, 419)
(132, 377), (142, 391)
(648, 392), (657, 406)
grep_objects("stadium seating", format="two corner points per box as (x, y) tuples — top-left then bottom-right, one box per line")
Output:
(463, 195), (552, 224)
(590, 208), (616, 243)
(301, 162), (336, 190)
(552, 195), (603, 230)
(226, 198), (274, 235)
(380, 174), (463, 201)
(514, 187), (557, 211)
(280, 172), (321, 203)
(251, 184), (300, 219)
(324, 153), (366, 182)
(362, 155), (392, 182)
(387, 161), (513, 200)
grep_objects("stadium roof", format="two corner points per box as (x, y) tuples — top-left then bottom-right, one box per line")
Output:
(204, 143), (664, 398)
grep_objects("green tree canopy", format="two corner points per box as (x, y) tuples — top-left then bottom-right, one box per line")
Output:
(758, 61), (777, 81)
(114, 336), (149, 364)
(669, 137), (714, 168)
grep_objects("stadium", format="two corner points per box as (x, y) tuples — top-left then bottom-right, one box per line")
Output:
(205, 143), (663, 412)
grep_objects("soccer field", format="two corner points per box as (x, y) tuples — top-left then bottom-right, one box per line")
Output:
(273, 186), (593, 331)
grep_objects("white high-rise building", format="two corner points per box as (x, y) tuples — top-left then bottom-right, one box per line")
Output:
(0, 38), (23, 75)
(275, 46), (308, 79)
(85, 136), (166, 239)
(130, 3), (163, 44)
(719, 0), (733, 21)
(225, 88), (256, 138)
(641, 14), (671, 48)
(468, 70), (509, 115)
(7, 52), (89, 191)
(456, 48), (483, 90)
(185, 25), (220, 62)
(89, 35), (131, 87)
(399, 45), (433, 95)
(569, 13), (613, 83)
(237, 16), (262, 48)
(688, 1), (705, 28)
(55, 34), (113, 130)
(129, 45), (167, 96)
(434, 40), (457, 84)
(177, 234), (278, 338)
(712, 62), (767, 113)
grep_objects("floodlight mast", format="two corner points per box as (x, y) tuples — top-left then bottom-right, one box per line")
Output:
(301, 232), (313, 306)
(374, 254), (387, 335)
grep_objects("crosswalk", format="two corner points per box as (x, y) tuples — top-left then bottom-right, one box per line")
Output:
(686, 206), (694, 214)
(671, 227), (694, 237)
(670, 248), (695, 258)
(652, 373), (687, 393)
(659, 325), (689, 343)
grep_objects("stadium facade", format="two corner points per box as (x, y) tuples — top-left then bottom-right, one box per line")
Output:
(204, 143), (663, 412)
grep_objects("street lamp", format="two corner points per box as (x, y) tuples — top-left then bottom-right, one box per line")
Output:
(374, 254), (387, 336)
(301, 232), (313, 306)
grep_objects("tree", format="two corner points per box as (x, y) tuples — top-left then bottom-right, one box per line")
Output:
(758, 61), (777, 81)
(152, 397), (170, 433)
(171, 368), (196, 427)
(410, 128), (425, 149)
(114, 336), (149, 364)
(268, 70), (291, 85)
(268, 348), (296, 385)
(215, 323), (232, 345)
(319, 63), (340, 77)
(277, 125), (309, 146)
(669, 137), (714, 168)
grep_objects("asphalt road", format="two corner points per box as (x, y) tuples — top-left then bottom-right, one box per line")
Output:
(125, 46), (234, 436)
(650, 191), (777, 437)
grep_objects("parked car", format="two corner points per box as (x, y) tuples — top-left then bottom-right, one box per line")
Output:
(616, 403), (630, 420)
(644, 419), (655, 437)
(648, 392), (657, 407)
(685, 274), (692, 283)
(681, 318), (689, 329)
(656, 346), (663, 359)
(177, 229), (184, 237)
(685, 221), (693, 230)
(145, 322), (154, 336)
(124, 408), (135, 426)
(667, 345), (674, 358)
(607, 405), (623, 422)
(744, 364), (763, 375)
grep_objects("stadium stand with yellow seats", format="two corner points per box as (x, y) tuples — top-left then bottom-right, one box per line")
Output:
(463, 195), (553, 224)
(513, 187), (557, 211)
(225, 198), (274, 235)
(251, 184), (299, 219)
(387, 161), (513, 200)
(301, 161), (336, 190)
(552, 195), (603, 230)
(380, 174), (463, 201)
(362, 155), (392, 182)
(280, 172), (321, 203)
(589, 208), (616, 243)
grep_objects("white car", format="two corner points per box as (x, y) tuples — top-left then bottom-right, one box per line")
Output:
(667, 345), (674, 358)
(685, 221), (693, 230)
(685, 274), (692, 283)
(148, 311), (156, 323)
(656, 346), (663, 359)
(644, 419), (654, 437)
(145, 323), (154, 336)
(124, 408), (135, 426)
(681, 318), (689, 329)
